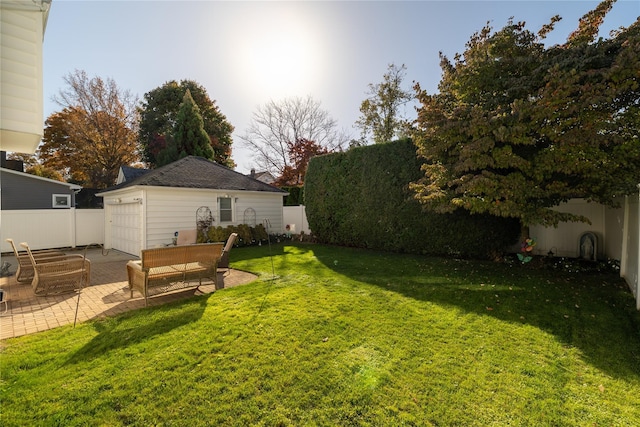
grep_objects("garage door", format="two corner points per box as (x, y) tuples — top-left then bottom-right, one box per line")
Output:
(111, 202), (141, 256)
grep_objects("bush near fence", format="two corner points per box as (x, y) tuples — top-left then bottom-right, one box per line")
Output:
(304, 139), (520, 259)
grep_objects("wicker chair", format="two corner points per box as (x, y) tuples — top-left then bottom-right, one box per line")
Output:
(217, 233), (238, 276)
(20, 242), (91, 296)
(6, 238), (68, 283)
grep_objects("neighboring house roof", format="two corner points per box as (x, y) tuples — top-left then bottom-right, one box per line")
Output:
(117, 165), (151, 184)
(249, 169), (276, 184)
(0, 167), (82, 191)
(101, 156), (287, 194)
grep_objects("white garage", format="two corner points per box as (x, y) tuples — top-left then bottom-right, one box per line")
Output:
(98, 156), (287, 256)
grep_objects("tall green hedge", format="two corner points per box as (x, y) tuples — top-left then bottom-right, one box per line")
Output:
(304, 139), (520, 258)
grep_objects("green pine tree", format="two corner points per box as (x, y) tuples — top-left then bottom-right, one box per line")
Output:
(157, 89), (214, 166)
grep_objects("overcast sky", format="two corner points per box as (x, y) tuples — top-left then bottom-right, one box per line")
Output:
(42, 0), (639, 174)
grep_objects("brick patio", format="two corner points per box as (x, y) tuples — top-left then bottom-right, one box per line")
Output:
(0, 248), (257, 340)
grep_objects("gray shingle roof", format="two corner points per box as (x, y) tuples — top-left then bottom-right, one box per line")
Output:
(120, 165), (150, 182)
(107, 156), (286, 193)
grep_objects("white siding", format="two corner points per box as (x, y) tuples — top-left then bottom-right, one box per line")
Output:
(143, 187), (285, 249)
(145, 188), (217, 248)
(0, 5), (46, 153)
(235, 192), (285, 235)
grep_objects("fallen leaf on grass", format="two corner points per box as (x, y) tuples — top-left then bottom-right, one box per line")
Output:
(599, 384), (605, 393)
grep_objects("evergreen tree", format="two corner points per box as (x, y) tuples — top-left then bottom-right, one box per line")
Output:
(139, 80), (234, 168)
(157, 89), (214, 166)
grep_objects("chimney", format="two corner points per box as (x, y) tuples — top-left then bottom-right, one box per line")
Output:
(250, 168), (256, 178)
(0, 151), (24, 172)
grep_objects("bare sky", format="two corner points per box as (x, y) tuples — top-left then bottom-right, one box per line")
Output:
(43, 0), (639, 173)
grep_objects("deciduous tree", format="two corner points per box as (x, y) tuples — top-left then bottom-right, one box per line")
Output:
(138, 80), (234, 168)
(39, 70), (140, 188)
(240, 96), (348, 177)
(411, 1), (640, 229)
(355, 63), (413, 144)
(275, 138), (328, 187)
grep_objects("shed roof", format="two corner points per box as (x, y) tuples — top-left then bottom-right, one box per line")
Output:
(101, 156), (287, 194)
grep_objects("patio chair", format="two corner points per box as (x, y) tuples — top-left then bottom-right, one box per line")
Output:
(217, 233), (238, 276)
(20, 242), (91, 296)
(176, 229), (198, 245)
(6, 238), (68, 283)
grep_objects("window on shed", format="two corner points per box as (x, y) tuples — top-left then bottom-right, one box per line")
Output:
(219, 197), (233, 222)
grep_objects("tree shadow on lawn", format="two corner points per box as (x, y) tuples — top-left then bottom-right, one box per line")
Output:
(310, 245), (640, 381)
(65, 294), (211, 364)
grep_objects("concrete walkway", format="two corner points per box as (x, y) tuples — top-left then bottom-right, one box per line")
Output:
(0, 248), (257, 340)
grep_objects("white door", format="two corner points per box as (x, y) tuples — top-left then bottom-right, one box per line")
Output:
(110, 202), (141, 256)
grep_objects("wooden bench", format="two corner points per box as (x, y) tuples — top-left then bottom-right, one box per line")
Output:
(126, 243), (223, 305)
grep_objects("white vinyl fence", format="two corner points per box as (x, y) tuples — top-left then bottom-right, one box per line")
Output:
(621, 191), (640, 309)
(283, 205), (310, 235)
(0, 209), (104, 253)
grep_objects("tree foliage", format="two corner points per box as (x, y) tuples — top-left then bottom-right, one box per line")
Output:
(411, 2), (640, 228)
(355, 63), (413, 145)
(39, 70), (140, 188)
(156, 90), (214, 166)
(138, 80), (234, 168)
(26, 163), (64, 182)
(274, 138), (329, 187)
(239, 96), (348, 177)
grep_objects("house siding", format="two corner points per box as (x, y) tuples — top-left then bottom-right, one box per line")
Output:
(144, 187), (285, 248)
(145, 188), (219, 248)
(235, 192), (285, 233)
(1, 169), (76, 210)
(100, 186), (285, 254)
(0, 2), (50, 154)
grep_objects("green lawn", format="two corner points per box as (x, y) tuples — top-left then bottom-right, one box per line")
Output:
(2, 243), (639, 426)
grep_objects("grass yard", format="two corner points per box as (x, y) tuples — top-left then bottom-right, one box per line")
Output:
(1, 243), (639, 426)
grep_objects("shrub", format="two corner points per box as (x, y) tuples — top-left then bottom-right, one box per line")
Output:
(200, 224), (269, 247)
(304, 139), (520, 258)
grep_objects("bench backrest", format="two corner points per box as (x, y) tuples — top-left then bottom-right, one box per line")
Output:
(140, 243), (224, 269)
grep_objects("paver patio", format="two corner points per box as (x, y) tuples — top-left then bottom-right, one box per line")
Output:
(0, 248), (257, 340)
